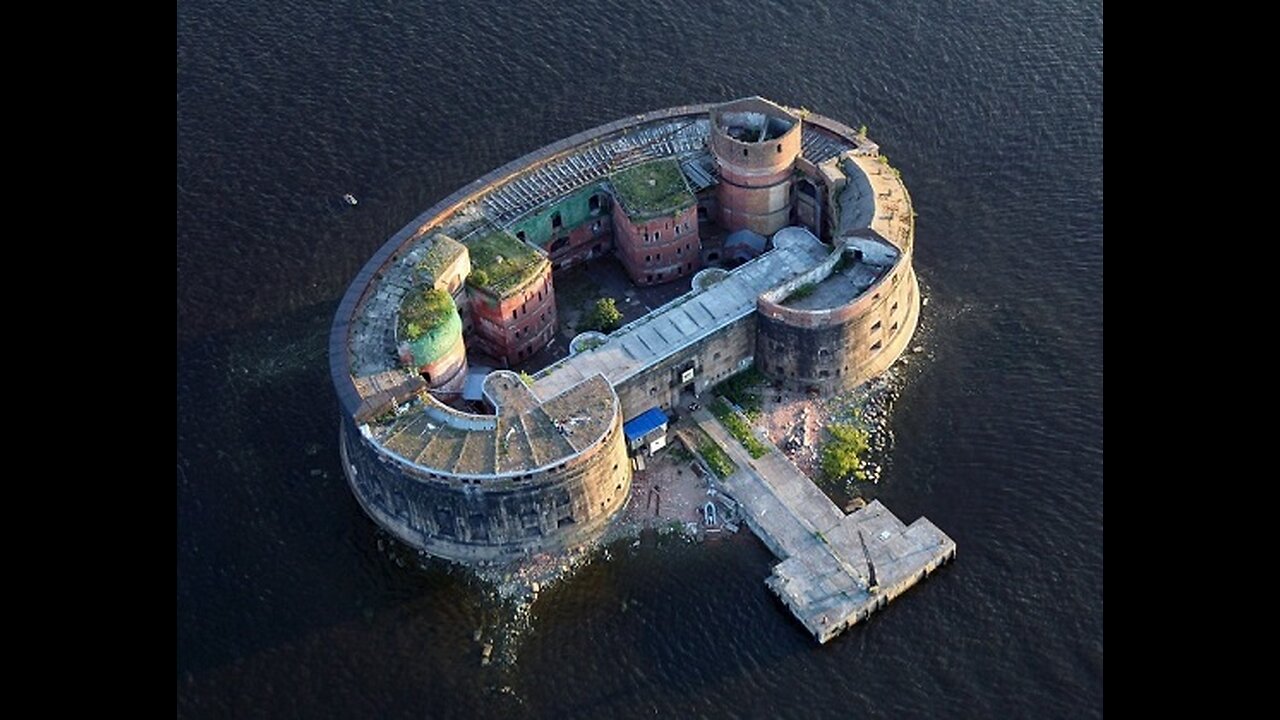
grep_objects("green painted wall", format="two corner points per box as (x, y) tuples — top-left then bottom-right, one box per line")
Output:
(507, 182), (610, 248)
(408, 305), (463, 367)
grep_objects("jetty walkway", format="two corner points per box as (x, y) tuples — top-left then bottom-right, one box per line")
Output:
(691, 405), (955, 643)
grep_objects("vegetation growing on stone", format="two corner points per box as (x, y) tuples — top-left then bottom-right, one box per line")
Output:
(399, 288), (455, 340)
(714, 366), (764, 418)
(465, 231), (545, 297)
(711, 397), (769, 459)
(697, 440), (736, 479)
(416, 234), (465, 283)
(609, 159), (694, 217)
(821, 423), (869, 481)
(787, 282), (817, 302)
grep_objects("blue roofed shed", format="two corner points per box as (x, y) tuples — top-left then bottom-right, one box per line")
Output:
(623, 407), (669, 455)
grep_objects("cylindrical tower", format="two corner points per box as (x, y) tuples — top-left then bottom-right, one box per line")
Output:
(396, 287), (469, 394)
(710, 97), (803, 237)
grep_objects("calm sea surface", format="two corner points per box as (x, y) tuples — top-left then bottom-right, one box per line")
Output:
(177, 1), (1102, 717)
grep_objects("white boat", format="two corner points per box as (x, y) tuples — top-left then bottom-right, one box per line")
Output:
(342, 193), (358, 206)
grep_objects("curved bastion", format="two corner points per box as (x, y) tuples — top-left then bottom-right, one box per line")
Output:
(330, 97), (920, 563)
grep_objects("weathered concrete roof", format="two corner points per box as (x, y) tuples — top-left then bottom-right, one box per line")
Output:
(531, 228), (830, 400)
(417, 233), (466, 282)
(782, 233), (899, 311)
(368, 373), (617, 477)
(840, 155), (914, 253)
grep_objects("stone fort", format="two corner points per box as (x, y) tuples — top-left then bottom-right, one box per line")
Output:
(330, 97), (920, 563)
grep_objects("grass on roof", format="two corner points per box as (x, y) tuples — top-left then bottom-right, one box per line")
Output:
(610, 159), (694, 217)
(465, 231), (545, 297)
(399, 288), (456, 339)
(417, 234), (466, 281)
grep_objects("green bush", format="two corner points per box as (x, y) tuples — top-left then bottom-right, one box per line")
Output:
(715, 366), (764, 417)
(821, 423), (869, 481)
(697, 441), (737, 479)
(711, 397), (769, 459)
(585, 297), (622, 333)
(788, 282), (817, 302)
(398, 288), (454, 340)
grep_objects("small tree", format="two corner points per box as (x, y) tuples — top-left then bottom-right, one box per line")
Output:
(587, 297), (622, 333)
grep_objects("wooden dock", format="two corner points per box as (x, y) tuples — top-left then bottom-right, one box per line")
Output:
(692, 406), (956, 643)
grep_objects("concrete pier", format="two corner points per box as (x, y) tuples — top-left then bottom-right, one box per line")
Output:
(692, 405), (955, 643)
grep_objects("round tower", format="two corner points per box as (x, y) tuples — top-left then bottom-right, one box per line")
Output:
(709, 97), (803, 237)
(396, 287), (468, 394)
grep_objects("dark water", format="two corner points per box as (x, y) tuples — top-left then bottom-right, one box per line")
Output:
(177, 1), (1103, 717)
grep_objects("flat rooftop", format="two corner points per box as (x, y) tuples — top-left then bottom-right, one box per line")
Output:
(781, 235), (899, 311)
(465, 230), (547, 298)
(531, 228), (831, 401)
(416, 233), (466, 284)
(609, 158), (695, 218)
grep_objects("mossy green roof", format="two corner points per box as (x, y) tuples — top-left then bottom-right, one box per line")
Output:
(465, 230), (547, 298)
(399, 289), (463, 366)
(609, 159), (694, 218)
(417, 234), (466, 283)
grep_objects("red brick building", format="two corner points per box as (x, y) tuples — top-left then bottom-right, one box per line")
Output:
(710, 97), (802, 237)
(609, 159), (701, 286)
(463, 231), (557, 366)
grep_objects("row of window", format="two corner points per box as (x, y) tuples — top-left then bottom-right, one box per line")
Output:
(642, 221), (691, 244)
(644, 263), (693, 284)
(738, 143), (785, 157)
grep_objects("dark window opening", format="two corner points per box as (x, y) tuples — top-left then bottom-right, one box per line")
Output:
(589, 194), (601, 212)
(870, 340), (883, 351)
(516, 230), (526, 241)
(743, 147), (749, 157)
(777, 144), (783, 153)
(697, 206), (708, 221)
(558, 515), (576, 528)
(891, 322), (899, 333)
(871, 320), (882, 331)
(551, 212), (562, 229)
